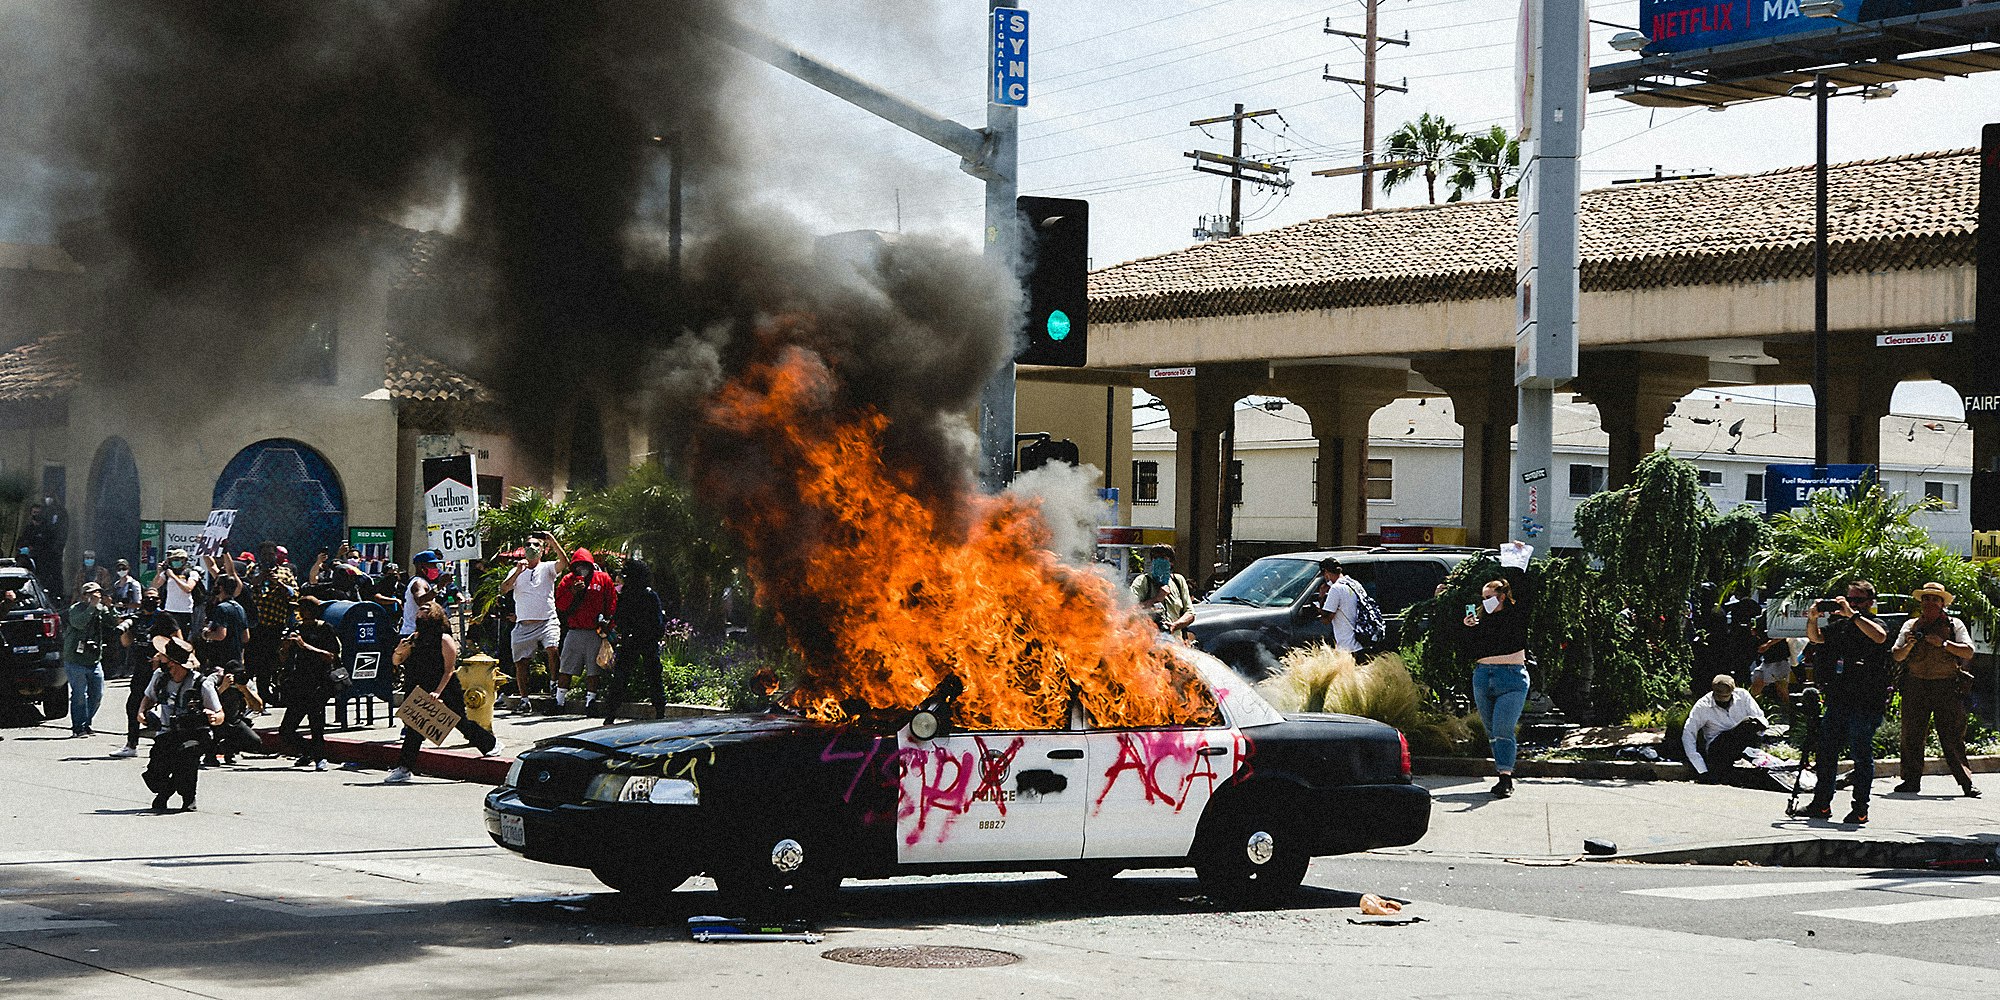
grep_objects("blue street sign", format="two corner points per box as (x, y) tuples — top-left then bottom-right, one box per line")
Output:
(1764, 464), (1876, 517)
(990, 7), (1029, 107)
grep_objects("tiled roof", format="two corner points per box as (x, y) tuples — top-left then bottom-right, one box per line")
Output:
(0, 333), (80, 402)
(1091, 148), (1978, 324)
(384, 337), (492, 403)
(0, 331), (490, 405)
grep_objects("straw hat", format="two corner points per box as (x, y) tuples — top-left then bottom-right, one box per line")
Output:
(1910, 582), (1955, 607)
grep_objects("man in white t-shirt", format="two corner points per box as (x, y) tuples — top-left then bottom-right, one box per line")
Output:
(501, 532), (568, 713)
(1316, 558), (1361, 654)
(151, 549), (202, 633)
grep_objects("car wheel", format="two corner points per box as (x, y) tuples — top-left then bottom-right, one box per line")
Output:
(41, 683), (68, 721)
(711, 831), (843, 915)
(591, 863), (694, 902)
(1193, 811), (1309, 907)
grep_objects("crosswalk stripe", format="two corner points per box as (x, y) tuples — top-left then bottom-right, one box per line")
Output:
(0, 851), (407, 918)
(1625, 874), (2000, 901)
(1797, 897), (2000, 924)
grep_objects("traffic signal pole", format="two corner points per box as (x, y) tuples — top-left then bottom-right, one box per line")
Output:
(718, 12), (1021, 492)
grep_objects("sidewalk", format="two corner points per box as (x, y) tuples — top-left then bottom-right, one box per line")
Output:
(253, 700), (696, 783)
(1404, 773), (2000, 866)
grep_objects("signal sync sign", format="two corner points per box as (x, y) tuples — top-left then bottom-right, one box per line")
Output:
(990, 7), (1029, 107)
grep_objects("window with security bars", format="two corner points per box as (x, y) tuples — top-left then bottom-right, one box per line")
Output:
(1132, 461), (1159, 503)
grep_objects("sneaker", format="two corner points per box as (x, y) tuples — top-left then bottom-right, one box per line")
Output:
(552, 688), (568, 709)
(1964, 785), (1982, 799)
(482, 740), (504, 758)
(313, 759), (329, 772)
(81, 726), (94, 737)
(111, 745), (137, 759)
(180, 799), (196, 812)
(1491, 775), (1514, 799)
(1893, 781), (1920, 794)
(515, 697), (534, 714)
(1843, 807), (1869, 825)
(294, 757), (311, 768)
(151, 792), (172, 813)
(384, 767), (413, 784)
(583, 693), (599, 711)
(1796, 801), (1832, 820)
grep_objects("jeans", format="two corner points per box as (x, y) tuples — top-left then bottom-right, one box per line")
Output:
(65, 663), (104, 731)
(1472, 663), (1531, 774)
(1812, 703), (1883, 809)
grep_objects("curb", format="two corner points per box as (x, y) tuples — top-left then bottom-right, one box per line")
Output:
(1415, 754), (2000, 782)
(1596, 836), (2000, 869)
(256, 728), (512, 785)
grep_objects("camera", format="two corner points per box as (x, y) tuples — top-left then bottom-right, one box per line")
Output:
(1814, 598), (1842, 613)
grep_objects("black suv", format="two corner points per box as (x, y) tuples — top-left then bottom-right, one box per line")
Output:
(1188, 548), (1480, 677)
(0, 568), (66, 720)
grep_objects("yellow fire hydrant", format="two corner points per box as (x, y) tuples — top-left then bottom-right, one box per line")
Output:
(456, 653), (506, 733)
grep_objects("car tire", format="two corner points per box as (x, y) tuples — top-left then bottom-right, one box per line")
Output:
(1193, 810), (1309, 907)
(711, 830), (844, 915)
(592, 864), (694, 902)
(41, 682), (68, 721)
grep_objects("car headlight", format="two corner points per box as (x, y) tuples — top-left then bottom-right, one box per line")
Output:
(583, 775), (699, 805)
(505, 758), (525, 788)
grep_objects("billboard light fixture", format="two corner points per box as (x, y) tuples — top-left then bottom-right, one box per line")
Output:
(1801, 0), (1846, 19)
(1609, 30), (1650, 52)
(1862, 83), (1898, 100)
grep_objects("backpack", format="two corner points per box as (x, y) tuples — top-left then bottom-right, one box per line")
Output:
(1342, 578), (1389, 651)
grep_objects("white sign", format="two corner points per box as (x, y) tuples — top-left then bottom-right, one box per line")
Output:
(350, 651), (380, 681)
(162, 522), (205, 559)
(1876, 330), (1953, 348)
(1149, 366), (1197, 379)
(197, 509), (237, 559)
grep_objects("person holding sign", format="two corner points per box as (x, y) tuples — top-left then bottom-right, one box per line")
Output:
(383, 600), (498, 783)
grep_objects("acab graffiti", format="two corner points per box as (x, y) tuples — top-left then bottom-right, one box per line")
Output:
(1094, 729), (1241, 814)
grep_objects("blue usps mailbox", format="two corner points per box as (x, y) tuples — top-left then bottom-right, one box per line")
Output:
(320, 599), (396, 727)
(990, 7), (1029, 107)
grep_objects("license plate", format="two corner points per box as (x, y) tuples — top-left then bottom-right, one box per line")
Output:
(12, 645), (38, 655)
(500, 814), (526, 848)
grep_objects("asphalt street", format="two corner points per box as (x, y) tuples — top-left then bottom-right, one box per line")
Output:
(6, 719), (2000, 999)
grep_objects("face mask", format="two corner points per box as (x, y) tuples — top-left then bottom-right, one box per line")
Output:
(83, 559), (95, 569)
(117, 569), (129, 579)
(1147, 558), (1171, 585)
(1481, 596), (1502, 614)
(421, 566), (441, 582)
(170, 559), (186, 570)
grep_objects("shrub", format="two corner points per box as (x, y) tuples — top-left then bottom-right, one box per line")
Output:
(1258, 645), (1473, 756)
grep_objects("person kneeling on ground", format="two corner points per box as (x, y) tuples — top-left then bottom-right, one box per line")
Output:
(1682, 674), (1768, 784)
(137, 639), (221, 813)
(385, 600), (499, 783)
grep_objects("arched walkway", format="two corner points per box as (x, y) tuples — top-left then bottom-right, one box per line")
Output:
(213, 439), (347, 564)
(86, 437), (140, 569)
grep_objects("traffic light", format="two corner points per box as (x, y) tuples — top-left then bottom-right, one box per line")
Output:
(1017, 436), (1080, 473)
(1015, 195), (1088, 367)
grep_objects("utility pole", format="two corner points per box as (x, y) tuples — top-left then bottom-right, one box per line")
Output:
(1323, 8), (1408, 210)
(1184, 105), (1291, 236)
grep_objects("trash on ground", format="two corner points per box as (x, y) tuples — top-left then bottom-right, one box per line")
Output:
(1348, 916), (1427, 927)
(688, 915), (821, 943)
(1583, 838), (1617, 856)
(1358, 893), (1403, 915)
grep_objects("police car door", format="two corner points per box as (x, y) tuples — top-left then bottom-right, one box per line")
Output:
(1081, 680), (1239, 860)
(896, 721), (1088, 865)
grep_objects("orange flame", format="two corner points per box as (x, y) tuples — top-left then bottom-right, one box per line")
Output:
(696, 340), (1216, 731)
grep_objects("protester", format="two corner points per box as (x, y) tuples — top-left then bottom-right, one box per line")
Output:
(1680, 674), (1768, 783)
(1315, 557), (1363, 654)
(1748, 624), (1797, 704)
(555, 548), (618, 712)
(61, 582), (116, 737)
(1800, 580), (1892, 824)
(501, 532), (566, 712)
(1129, 544), (1194, 642)
(243, 558), (296, 705)
(385, 601), (498, 783)
(137, 638), (221, 812)
(401, 550), (443, 638)
(1462, 576), (1529, 798)
(151, 549), (200, 632)
(112, 596), (178, 758)
(109, 559), (143, 611)
(1891, 582), (1980, 798)
(277, 596), (342, 770)
(197, 559), (249, 672)
(17, 501), (65, 600)
(606, 557), (667, 724)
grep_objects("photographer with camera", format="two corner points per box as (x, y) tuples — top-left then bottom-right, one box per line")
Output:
(1890, 582), (1980, 798)
(1130, 545), (1195, 644)
(1799, 580), (1892, 824)
(137, 638), (221, 812)
(62, 581), (117, 737)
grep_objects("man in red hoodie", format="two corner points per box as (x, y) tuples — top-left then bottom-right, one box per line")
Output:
(553, 548), (618, 713)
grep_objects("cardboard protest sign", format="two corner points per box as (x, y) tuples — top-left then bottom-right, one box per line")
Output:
(197, 509), (237, 559)
(396, 686), (461, 746)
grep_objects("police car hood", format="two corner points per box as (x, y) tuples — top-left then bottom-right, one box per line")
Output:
(535, 712), (832, 760)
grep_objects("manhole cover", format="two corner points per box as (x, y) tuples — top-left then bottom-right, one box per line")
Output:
(822, 945), (1021, 969)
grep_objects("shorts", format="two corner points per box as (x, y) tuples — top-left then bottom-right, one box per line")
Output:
(558, 629), (605, 677)
(510, 619), (560, 663)
(1751, 658), (1793, 686)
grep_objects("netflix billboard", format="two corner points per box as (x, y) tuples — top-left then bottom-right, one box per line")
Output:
(1638, 0), (1992, 55)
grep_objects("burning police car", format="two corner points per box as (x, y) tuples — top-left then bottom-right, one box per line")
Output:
(485, 651), (1429, 908)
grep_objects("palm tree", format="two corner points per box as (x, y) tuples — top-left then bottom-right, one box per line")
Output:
(1380, 113), (1467, 205)
(1447, 125), (1521, 202)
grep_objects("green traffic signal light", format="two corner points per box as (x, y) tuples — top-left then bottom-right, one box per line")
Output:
(1047, 309), (1071, 342)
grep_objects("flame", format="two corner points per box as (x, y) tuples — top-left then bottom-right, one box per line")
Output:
(695, 337), (1217, 731)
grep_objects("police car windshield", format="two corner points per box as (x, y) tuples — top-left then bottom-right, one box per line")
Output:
(1208, 557), (1321, 609)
